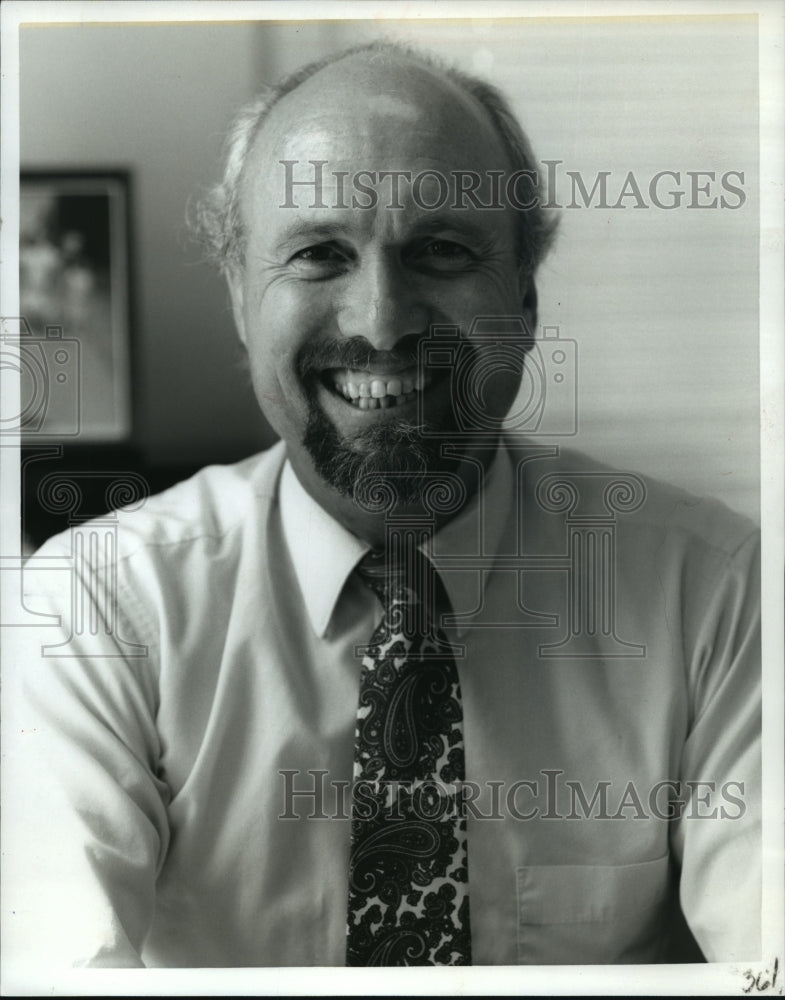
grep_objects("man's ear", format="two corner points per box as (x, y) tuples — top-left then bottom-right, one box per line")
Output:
(226, 270), (248, 348)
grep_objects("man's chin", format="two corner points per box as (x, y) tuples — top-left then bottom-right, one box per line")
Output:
(303, 406), (461, 509)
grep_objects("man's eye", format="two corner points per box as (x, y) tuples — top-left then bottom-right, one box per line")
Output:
(289, 243), (350, 273)
(414, 240), (474, 268)
(294, 245), (341, 262)
(426, 240), (469, 257)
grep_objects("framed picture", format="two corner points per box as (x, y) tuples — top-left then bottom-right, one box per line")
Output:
(19, 170), (132, 441)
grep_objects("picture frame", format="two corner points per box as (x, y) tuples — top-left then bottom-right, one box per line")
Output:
(19, 170), (133, 441)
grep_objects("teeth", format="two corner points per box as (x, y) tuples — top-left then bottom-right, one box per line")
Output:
(328, 368), (429, 410)
(346, 389), (418, 410)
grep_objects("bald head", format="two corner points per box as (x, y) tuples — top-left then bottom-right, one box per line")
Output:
(255, 48), (515, 177)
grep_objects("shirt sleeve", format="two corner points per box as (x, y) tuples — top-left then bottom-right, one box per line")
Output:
(671, 528), (761, 962)
(4, 533), (170, 973)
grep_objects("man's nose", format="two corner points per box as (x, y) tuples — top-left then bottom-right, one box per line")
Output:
(336, 252), (429, 350)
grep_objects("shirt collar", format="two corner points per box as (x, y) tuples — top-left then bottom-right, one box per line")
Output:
(279, 461), (370, 638)
(280, 445), (512, 640)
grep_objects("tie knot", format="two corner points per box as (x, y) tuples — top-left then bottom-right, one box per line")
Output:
(356, 543), (453, 635)
(356, 547), (421, 605)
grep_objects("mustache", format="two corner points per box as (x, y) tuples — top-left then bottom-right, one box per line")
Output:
(297, 334), (424, 379)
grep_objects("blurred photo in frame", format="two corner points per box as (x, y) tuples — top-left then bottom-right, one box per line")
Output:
(19, 171), (132, 441)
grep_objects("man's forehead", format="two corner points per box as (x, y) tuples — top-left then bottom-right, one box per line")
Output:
(250, 53), (512, 179)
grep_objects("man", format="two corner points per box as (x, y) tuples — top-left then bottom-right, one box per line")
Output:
(9, 41), (760, 969)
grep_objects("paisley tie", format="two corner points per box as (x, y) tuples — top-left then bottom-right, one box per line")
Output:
(345, 544), (471, 966)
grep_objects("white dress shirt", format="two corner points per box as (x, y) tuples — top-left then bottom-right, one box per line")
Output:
(5, 436), (760, 970)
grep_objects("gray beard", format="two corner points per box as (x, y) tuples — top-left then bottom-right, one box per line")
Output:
(302, 397), (462, 509)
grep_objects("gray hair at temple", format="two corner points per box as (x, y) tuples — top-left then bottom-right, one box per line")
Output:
(191, 39), (559, 278)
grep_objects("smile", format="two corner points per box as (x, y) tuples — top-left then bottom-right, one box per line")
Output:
(324, 368), (431, 410)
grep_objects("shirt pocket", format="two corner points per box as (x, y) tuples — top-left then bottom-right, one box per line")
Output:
(516, 854), (670, 964)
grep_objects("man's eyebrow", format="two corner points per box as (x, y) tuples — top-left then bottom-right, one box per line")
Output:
(403, 215), (502, 245)
(272, 214), (502, 255)
(272, 221), (351, 254)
